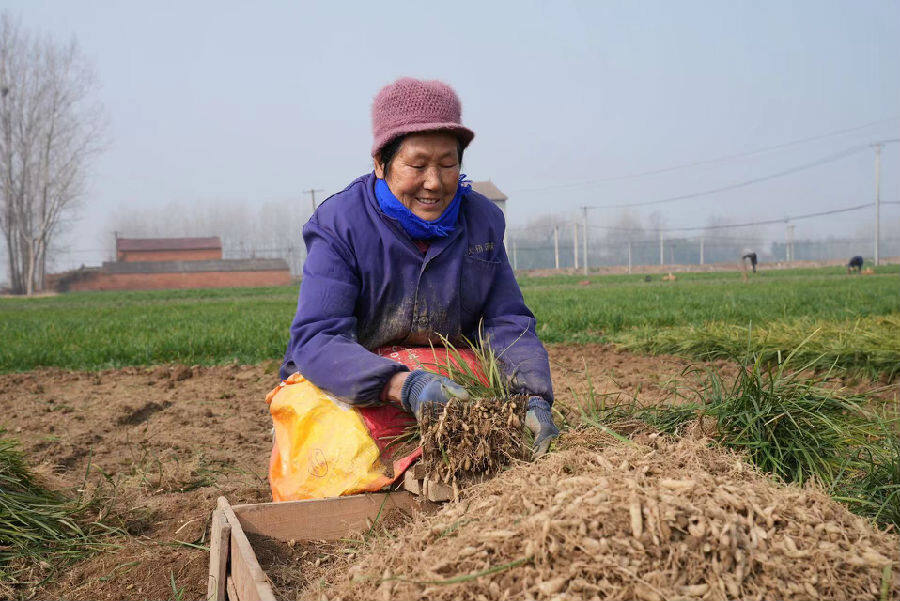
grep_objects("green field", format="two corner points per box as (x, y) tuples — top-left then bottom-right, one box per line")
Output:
(2, 265), (899, 374)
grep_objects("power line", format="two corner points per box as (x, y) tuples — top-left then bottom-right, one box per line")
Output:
(664, 202), (876, 232)
(511, 236), (900, 249)
(512, 116), (900, 193)
(585, 144), (870, 210)
(509, 198), (900, 235)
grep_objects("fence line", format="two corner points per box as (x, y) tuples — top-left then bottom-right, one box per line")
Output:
(506, 235), (900, 272)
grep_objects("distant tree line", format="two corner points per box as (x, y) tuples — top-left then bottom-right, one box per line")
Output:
(109, 198), (312, 276)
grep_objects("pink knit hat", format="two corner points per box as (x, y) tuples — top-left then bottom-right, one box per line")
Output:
(371, 77), (475, 157)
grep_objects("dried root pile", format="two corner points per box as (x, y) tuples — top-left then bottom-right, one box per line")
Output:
(420, 396), (528, 485)
(305, 434), (899, 601)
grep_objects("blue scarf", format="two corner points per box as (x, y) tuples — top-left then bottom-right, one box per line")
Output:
(375, 174), (471, 240)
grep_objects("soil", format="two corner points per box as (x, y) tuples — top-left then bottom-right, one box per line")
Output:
(0, 362), (277, 600)
(250, 508), (412, 599)
(0, 345), (894, 600)
(247, 534), (346, 596)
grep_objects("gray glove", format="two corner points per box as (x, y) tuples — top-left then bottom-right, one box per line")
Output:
(400, 369), (470, 420)
(525, 397), (559, 457)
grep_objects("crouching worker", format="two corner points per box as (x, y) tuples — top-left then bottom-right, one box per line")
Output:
(267, 78), (558, 502)
(847, 255), (864, 273)
(741, 249), (758, 273)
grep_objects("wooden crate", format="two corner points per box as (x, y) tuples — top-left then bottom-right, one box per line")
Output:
(402, 462), (456, 502)
(207, 492), (422, 601)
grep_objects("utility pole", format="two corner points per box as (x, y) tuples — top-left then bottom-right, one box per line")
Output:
(870, 139), (900, 267)
(699, 237), (704, 265)
(573, 222), (579, 270)
(786, 223), (795, 263)
(658, 229), (664, 266)
(512, 237), (518, 271)
(305, 188), (324, 213)
(581, 207), (589, 275)
(873, 143), (882, 267)
(627, 240), (632, 274)
(553, 224), (560, 270)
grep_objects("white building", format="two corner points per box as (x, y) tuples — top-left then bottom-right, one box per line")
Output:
(471, 180), (509, 250)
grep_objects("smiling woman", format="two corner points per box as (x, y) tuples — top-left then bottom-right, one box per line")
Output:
(374, 132), (462, 221)
(269, 77), (558, 501)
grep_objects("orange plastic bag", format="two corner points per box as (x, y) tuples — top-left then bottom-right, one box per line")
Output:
(266, 346), (484, 502)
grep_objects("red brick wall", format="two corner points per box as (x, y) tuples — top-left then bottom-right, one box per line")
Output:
(117, 249), (222, 262)
(65, 270), (291, 291)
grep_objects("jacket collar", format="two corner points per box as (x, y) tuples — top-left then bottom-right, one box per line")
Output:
(362, 172), (466, 262)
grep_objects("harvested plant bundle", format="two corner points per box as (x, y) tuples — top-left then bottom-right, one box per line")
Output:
(420, 395), (528, 485)
(393, 334), (532, 486)
(305, 435), (899, 601)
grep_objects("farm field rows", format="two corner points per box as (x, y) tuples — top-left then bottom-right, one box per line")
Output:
(1, 343), (897, 599)
(1, 266), (898, 598)
(3, 265), (899, 375)
(1, 344), (701, 599)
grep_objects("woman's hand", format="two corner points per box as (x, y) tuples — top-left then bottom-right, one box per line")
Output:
(383, 372), (411, 404)
(525, 397), (559, 457)
(399, 369), (470, 420)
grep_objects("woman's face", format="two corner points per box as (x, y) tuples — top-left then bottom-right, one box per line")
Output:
(375, 132), (460, 221)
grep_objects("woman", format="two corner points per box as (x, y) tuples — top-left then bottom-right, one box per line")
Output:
(279, 77), (558, 459)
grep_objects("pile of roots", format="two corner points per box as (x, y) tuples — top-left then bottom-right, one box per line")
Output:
(419, 396), (528, 485)
(303, 433), (899, 601)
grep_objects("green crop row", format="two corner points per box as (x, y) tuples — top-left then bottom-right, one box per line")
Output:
(614, 314), (900, 380)
(2, 267), (898, 374)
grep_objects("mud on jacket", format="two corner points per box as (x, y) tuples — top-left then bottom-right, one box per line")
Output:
(280, 172), (553, 406)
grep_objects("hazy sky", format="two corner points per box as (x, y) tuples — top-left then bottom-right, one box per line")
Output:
(4, 0), (900, 272)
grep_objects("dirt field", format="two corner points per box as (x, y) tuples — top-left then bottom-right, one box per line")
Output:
(0, 344), (892, 600)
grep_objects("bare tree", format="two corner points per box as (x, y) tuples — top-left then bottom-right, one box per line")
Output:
(604, 210), (646, 244)
(0, 13), (105, 294)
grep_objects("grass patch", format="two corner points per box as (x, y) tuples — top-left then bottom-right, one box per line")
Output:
(615, 315), (900, 380)
(696, 354), (886, 483)
(1, 266), (898, 373)
(0, 430), (115, 596)
(574, 350), (900, 530)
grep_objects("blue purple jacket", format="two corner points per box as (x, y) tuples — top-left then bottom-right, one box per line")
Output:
(280, 172), (553, 406)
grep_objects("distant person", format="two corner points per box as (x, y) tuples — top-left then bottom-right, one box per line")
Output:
(741, 249), (758, 273)
(847, 255), (864, 273)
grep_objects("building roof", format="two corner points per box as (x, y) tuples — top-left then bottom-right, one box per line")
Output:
(471, 180), (508, 202)
(116, 237), (222, 252)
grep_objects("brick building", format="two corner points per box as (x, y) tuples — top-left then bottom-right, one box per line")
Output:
(50, 236), (291, 292)
(116, 237), (223, 262)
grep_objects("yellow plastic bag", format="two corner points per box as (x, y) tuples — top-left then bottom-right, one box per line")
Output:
(266, 373), (393, 502)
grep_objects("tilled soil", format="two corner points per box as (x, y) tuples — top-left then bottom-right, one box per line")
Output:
(0, 344), (894, 600)
(0, 362), (278, 600)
